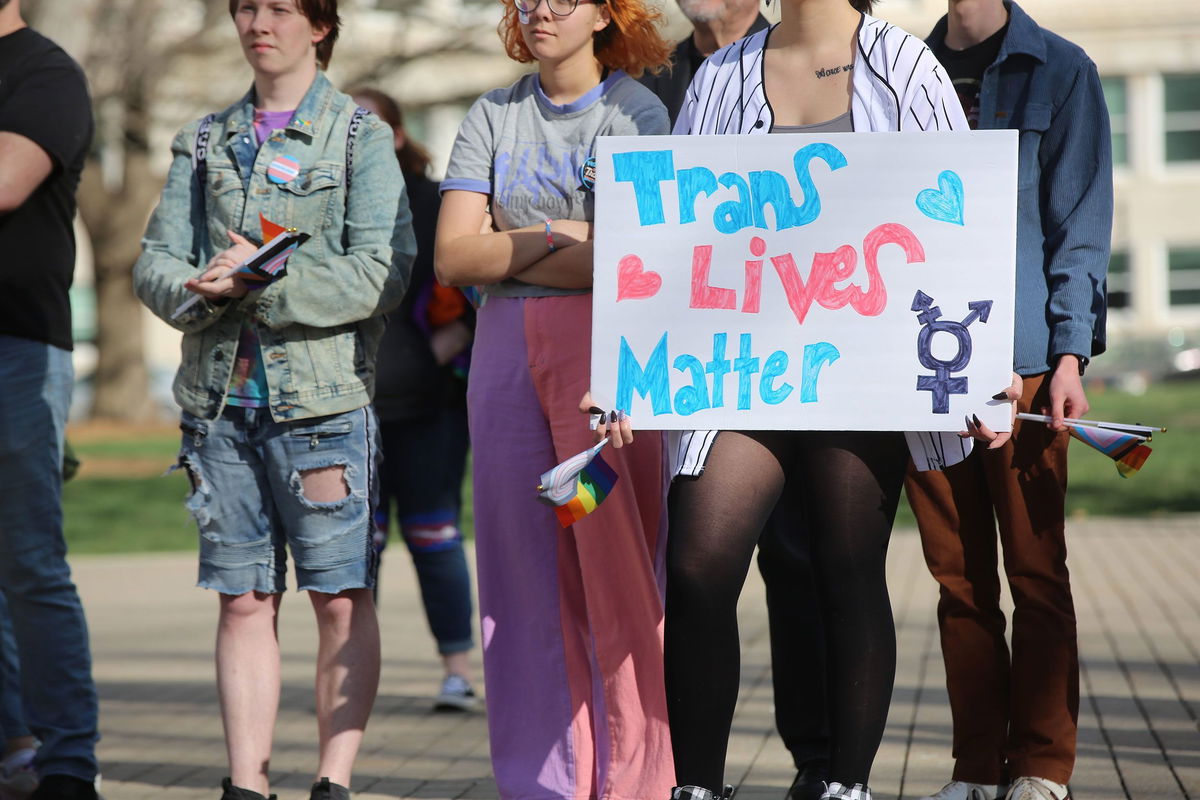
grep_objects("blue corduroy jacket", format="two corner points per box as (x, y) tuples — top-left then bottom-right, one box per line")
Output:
(928, 1), (1113, 375)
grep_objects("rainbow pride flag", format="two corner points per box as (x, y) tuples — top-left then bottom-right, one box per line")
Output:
(1068, 425), (1152, 477)
(536, 440), (619, 527)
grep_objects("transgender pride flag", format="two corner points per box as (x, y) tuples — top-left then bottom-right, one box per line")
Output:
(536, 439), (619, 527)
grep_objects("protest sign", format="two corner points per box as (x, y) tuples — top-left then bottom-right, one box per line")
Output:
(591, 131), (1018, 432)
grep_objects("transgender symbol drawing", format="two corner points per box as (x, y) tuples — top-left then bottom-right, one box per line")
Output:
(912, 290), (992, 413)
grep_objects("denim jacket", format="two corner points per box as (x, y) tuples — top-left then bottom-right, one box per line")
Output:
(135, 72), (416, 421)
(928, 1), (1112, 376)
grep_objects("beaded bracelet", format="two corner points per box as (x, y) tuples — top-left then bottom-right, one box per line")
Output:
(545, 219), (556, 253)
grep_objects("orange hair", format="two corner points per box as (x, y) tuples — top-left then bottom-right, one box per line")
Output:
(498, 0), (671, 79)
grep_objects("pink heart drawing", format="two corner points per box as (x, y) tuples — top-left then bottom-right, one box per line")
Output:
(617, 254), (662, 301)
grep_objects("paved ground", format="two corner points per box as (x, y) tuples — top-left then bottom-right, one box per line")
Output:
(75, 516), (1200, 800)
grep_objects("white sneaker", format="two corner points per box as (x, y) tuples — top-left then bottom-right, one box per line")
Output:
(1005, 777), (1068, 800)
(0, 747), (38, 799)
(820, 783), (871, 800)
(434, 673), (478, 711)
(920, 782), (1005, 800)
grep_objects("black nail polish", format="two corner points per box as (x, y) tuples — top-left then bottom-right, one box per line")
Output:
(972, 414), (982, 426)
(588, 406), (604, 415)
(609, 411), (617, 422)
(992, 392), (1008, 400)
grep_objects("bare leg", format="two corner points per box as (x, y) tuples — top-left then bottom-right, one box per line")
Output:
(309, 588), (380, 787)
(442, 651), (471, 681)
(217, 591), (282, 796)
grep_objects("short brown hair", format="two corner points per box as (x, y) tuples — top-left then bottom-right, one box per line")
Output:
(498, 0), (672, 79)
(229, 0), (342, 69)
(848, 0), (876, 13)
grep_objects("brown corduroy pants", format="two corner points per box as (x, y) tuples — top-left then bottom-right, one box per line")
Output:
(904, 373), (1078, 786)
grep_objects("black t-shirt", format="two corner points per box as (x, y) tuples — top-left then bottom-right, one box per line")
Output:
(930, 23), (1007, 129)
(0, 27), (93, 350)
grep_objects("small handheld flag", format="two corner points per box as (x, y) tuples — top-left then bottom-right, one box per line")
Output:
(536, 439), (619, 527)
(1016, 413), (1161, 478)
(171, 214), (308, 320)
(1067, 425), (1152, 477)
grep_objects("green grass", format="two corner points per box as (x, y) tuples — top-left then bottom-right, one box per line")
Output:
(62, 380), (1199, 554)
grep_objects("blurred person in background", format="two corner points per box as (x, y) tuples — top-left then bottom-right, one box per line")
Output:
(350, 86), (478, 712)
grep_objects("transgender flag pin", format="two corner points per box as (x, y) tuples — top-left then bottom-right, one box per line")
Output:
(267, 155), (301, 184)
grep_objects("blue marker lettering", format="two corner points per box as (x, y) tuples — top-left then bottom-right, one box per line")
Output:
(617, 334), (672, 414)
(705, 332), (731, 408)
(793, 143), (849, 226)
(612, 150), (675, 226)
(672, 354), (710, 416)
(800, 342), (840, 403)
(760, 351), (793, 404)
(734, 333), (760, 410)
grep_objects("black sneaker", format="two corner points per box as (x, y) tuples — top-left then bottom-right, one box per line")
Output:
(309, 777), (351, 800)
(29, 775), (98, 800)
(218, 777), (276, 800)
(672, 785), (735, 800)
(786, 760), (830, 800)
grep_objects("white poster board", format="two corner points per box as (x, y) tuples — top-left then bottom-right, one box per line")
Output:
(591, 131), (1018, 432)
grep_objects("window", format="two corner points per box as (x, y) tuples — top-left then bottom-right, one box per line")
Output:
(1164, 74), (1200, 162)
(1107, 251), (1130, 310)
(1168, 247), (1200, 306)
(1101, 76), (1128, 166)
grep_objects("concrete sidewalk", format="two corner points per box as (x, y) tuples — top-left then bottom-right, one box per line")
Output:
(74, 517), (1200, 800)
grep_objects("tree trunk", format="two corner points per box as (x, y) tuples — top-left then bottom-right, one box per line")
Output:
(77, 154), (159, 421)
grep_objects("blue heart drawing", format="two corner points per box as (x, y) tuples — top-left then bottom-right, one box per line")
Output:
(916, 170), (965, 226)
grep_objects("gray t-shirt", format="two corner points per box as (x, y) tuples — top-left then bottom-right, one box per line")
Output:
(442, 70), (669, 297)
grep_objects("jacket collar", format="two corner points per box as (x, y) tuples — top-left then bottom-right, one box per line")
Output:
(927, 0), (1046, 66)
(222, 70), (336, 141)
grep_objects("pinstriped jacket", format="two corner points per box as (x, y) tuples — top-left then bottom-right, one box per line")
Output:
(672, 14), (968, 136)
(667, 14), (973, 476)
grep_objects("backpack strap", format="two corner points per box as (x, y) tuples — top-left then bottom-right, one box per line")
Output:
(192, 113), (216, 188)
(344, 106), (369, 194)
(190, 113), (216, 262)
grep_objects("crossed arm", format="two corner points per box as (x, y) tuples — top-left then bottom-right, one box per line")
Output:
(433, 189), (594, 290)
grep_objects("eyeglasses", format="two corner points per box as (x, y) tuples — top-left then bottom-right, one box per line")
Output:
(515, 0), (602, 18)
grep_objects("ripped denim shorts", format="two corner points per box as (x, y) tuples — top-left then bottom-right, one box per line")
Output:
(177, 405), (379, 595)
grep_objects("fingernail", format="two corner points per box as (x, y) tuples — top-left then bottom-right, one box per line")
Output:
(609, 411), (617, 422)
(617, 410), (627, 421)
(964, 415), (973, 428)
(588, 406), (603, 415)
(992, 392), (1008, 400)
(972, 414), (982, 426)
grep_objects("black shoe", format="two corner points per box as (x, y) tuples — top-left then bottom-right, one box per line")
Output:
(309, 777), (351, 800)
(672, 785), (735, 800)
(219, 776), (276, 800)
(786, 760), (830, 800)
(29, 775), (98, 800)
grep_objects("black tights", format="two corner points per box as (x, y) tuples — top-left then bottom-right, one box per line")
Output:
(665, 430), (908, 791)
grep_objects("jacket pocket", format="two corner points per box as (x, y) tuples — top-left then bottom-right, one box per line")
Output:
(277, 163), (343, 230)
(206, 164), (245, 244)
